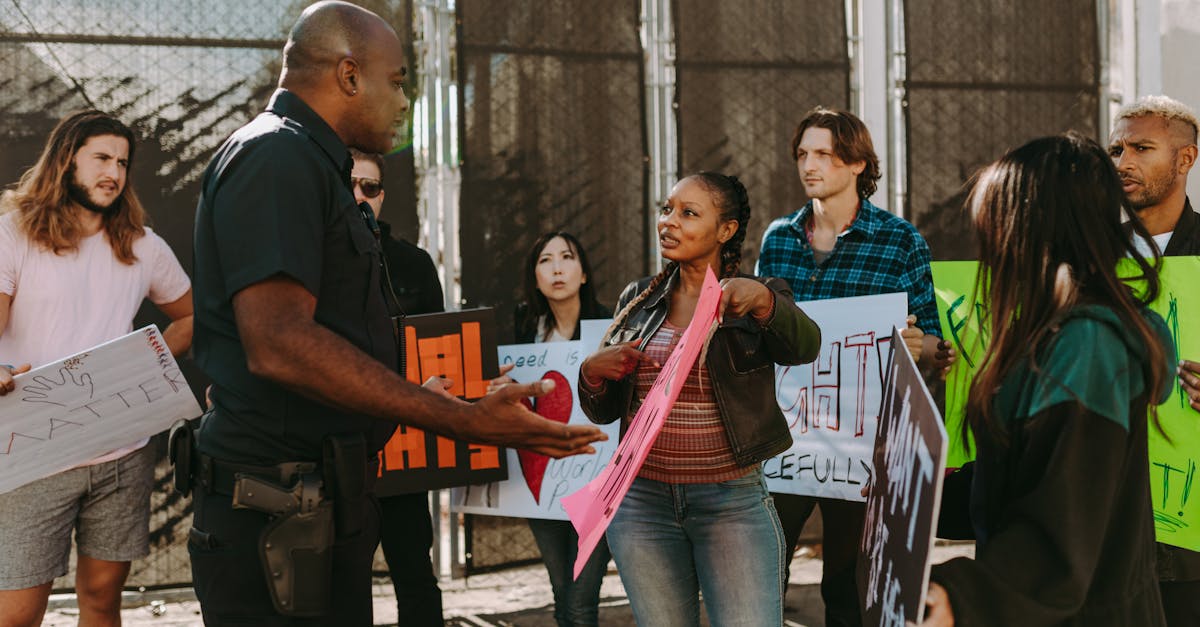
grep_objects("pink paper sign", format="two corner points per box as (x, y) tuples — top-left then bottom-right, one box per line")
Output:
(562, 267), (722, 579)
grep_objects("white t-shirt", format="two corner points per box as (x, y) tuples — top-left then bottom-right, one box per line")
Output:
(0, 211), (191, 464)
(1132, 231), (1174, 258)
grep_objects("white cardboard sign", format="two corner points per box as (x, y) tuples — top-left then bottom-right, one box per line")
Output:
(452, 320), (619, 520)
(763, 293), (908, 501)
(0, 326), (202, 495)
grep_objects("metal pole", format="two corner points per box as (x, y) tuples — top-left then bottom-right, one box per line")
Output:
(641, 0), (676, 273)
(885, 0), (907, 219)
(411, 0), (462, 582)
(1097, 0), (1112, 142)
(846, 0), (862, 116)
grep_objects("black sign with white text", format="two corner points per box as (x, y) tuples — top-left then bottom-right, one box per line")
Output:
(857, 327), (948, 626)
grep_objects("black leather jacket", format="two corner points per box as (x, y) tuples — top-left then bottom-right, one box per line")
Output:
(578, 268), (822, 467)
(1162, 198), (1199, 256)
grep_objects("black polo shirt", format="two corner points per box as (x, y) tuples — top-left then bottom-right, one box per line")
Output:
(192, 89), (398, 464)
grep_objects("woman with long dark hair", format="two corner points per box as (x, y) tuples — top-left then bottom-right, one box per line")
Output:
(578, 172), (821, 626)
(512, 231), (612, 626)
(920, 133), (1175, 626)
(515, 231), (610, 343)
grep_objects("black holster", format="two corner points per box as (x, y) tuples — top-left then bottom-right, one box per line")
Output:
(232, 468), (335, 617)
(257, 496), (335, 616)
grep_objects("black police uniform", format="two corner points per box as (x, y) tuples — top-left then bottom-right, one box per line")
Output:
(374, 224), (447, 625)
(189, 88), (398, 625)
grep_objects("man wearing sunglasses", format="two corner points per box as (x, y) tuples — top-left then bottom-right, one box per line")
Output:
(351, 148), (446, 625)
(350, 149), (443, 318)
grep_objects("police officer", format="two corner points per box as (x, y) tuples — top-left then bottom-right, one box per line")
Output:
(187, 2), (605, 624)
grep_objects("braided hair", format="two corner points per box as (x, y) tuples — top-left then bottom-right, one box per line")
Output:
(692, 171), (751, 279)
(598, 260), (678, 348)
(599, 172), (751, 346)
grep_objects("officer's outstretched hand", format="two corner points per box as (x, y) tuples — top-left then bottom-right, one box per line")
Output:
(468, 377), (606, 458)
(0, 363), (30, 395)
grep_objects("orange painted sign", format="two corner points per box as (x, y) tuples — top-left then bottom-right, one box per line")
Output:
(375, 309), (507, 496)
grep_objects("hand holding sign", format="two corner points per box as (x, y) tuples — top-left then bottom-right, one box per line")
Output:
(857, 327), (948, 626)
(917, 583), (954, 627)
(717, 277), (774, 321)
(564, 268), (722, 579)
(1180, 359), (1200, 411)
(0, 363), (31, 395)
(580, 341), (657, 385)
(0, 327), (201, 496)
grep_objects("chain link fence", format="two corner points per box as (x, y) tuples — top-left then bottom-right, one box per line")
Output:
(455, 0), (646, 575)
(903, 0), (1101, 260)
(674, 0), (850, 272)
(0, 0), (1110, 594)
(457, 0), (648, 339)
(0, 0), (418, 591)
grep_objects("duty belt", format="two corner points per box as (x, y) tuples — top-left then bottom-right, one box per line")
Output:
(196, 455), (315, 497)
(195, 454), (379, 498)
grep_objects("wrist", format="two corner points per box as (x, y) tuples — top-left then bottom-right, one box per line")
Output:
(751, 292), (777, 326)
(581, 372), (606, 391)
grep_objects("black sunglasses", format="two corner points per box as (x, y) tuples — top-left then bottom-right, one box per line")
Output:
(351, 177), (384, 199)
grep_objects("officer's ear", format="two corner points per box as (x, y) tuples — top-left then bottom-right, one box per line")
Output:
(337, 57), (360, 97)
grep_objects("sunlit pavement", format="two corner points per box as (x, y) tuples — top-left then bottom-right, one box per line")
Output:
(42, 543), (974, 626)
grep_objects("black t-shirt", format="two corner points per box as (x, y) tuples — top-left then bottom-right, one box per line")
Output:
(192, 89), (398, 463)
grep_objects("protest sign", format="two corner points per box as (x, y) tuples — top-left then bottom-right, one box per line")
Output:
(375, 308), (507, 496)
(450, 325), (621, 520)
(1136, 256), (1200, 551)
(858, 328), (948, 627)
(562, 268), (721, 579)
(763, 292), (907, 501)
(930, 261), (983, 468)
(0, 326), (202, 495)
(932, 257), (1200, 551)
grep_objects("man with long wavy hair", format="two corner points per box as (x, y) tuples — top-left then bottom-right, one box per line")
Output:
(0, 110), (193, 627)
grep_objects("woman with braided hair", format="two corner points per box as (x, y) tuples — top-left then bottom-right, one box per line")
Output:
(578, 172), (821, 626)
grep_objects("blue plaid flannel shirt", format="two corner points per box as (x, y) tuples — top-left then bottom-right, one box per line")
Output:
(755, 198), (941, 337)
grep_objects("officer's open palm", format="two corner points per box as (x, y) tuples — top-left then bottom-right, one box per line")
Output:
(468, 378), (607, 458)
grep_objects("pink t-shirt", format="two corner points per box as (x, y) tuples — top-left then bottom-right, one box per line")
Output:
(0, 211), (191, 464)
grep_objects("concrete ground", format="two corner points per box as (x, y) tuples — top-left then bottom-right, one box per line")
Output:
(41, 544), (974, 626)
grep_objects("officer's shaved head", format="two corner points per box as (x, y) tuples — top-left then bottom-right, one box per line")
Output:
(281, 1), (394, 88)
(277, 1), (409, 154)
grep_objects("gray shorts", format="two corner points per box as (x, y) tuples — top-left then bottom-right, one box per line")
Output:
(0, 444), (155, 589)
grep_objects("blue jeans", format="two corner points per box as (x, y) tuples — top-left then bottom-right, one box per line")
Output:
(528, 518), (611, 627)
(606, 468), (785, 627)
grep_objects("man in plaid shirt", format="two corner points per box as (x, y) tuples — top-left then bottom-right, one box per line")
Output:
(756, 107), (950, 627)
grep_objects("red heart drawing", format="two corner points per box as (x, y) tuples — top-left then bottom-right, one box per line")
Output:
(518, 371), (572, 504)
